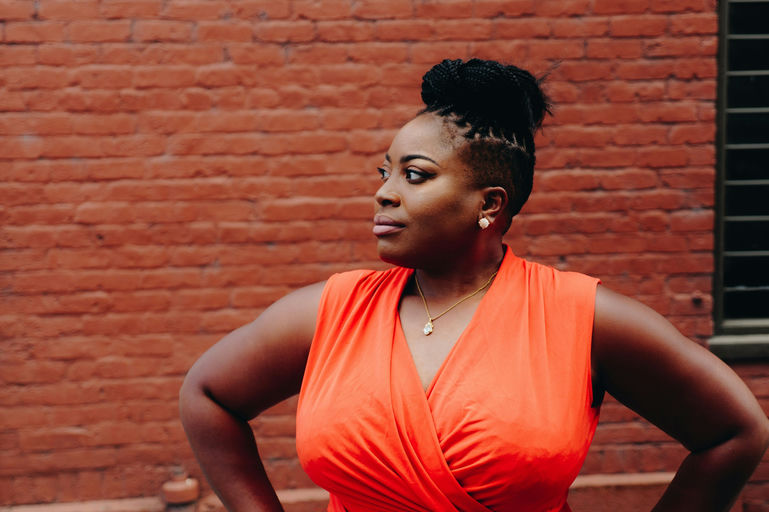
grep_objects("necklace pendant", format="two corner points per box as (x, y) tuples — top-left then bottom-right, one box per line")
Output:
(423, 321), (434, 336)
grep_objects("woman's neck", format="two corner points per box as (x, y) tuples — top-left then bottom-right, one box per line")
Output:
(412, 243), (505, 298)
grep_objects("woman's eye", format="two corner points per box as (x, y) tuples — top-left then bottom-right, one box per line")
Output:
(377, 167), (390, 181)
(405, 169), (429, 183)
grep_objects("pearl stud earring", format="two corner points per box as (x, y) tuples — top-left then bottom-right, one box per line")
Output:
(478, 217), (490, 229)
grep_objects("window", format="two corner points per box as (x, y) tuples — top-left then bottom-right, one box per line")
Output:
(712, 0), (769, 356)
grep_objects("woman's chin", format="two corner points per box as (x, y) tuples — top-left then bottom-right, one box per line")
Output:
(376, 241), (413, 268)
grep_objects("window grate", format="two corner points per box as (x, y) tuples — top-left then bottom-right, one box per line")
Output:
(716, 0), (769, 333)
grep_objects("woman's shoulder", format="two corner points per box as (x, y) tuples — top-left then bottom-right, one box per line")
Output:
(510, 254), (599, 292)
(325, 265), (409, 294)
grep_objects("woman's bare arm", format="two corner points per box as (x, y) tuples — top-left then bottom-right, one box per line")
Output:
(592, 285), (769, 512)
(179, 282), (325, 512)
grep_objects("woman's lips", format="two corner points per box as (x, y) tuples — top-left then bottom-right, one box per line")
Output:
(373, 215), (405, 236)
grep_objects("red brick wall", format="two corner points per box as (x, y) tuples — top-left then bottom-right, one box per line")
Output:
(3, 0), (766, 508)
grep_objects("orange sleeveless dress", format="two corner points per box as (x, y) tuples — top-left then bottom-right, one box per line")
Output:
(296, 247), (600, 512)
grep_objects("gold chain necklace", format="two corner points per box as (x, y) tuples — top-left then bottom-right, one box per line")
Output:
(414, 271), (498, 336)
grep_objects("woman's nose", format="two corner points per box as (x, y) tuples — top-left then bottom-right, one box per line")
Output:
(375, 179), (400, 207)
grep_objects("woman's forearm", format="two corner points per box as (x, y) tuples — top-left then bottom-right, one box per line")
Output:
(652, 428), (769, 512)
(179, 381), (285, 512)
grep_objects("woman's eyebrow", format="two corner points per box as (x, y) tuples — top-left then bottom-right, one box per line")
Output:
(384, 153), (440, 165)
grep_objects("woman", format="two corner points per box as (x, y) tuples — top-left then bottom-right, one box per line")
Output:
(179, 59), (769, 512)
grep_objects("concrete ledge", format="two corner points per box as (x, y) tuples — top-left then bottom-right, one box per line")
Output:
(0, 498), (165, 512)
(710, 334), (769, 360)
(3, 473), (742, 512)
(571, 471), (674, 488)
(277, 488), (329, 503)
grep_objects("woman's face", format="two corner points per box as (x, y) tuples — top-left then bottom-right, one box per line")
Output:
(373, 113), (483, 269)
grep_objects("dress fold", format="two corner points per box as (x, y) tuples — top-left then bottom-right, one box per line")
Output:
(296, 247), (600, 511)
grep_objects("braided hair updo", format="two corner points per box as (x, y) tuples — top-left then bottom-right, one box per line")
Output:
(420, 58), (551, 227)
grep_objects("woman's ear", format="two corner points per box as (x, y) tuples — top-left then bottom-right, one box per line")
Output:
(480, 186), (508, 220)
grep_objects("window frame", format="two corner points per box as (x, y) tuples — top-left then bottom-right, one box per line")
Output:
(711, 0), (769, 359)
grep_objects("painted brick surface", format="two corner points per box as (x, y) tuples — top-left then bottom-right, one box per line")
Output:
(3, 0), (765, 509)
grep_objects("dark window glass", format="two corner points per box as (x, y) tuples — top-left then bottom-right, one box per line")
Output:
(724, 185), (769, 215)
(724, 289), (769, 319)
(729, 2), (769, 34)
(724, 221), (769, 251)
(724, 256), (769, 287)
(726, 112), (769, 144)
(725, 148), (769, 180)
(728, 39), (769, 71)
(717, 1), (769, 332)
(727, 75), (769, 108)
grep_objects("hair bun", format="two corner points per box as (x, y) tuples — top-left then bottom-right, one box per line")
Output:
(420, 58), (550, 141)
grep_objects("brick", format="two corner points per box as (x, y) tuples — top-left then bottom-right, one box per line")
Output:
(594, 0), (650, 14)
(38, 0), (100, 19)
(535, 0), (590, 16)
(317, 20), (376, 42)
(227, 43), (284, 65)
(643, 37), (716, 58)
(36, 44), (100, 65)
(638, 102), (698, 123)
(529, 39), (585, 60)
(347, 42), (409, 64)
(670, 13), (717, 35)
(671, 57), (716, 79)
(198, 21), (254, 42)
(611, 125), (668, 145)
(587, 39), (643, 59)
(0, 137), (44, 159)
(609, 15), (668, 37)
(413, 0), (473, 18)
(616, 60), (677, 80)
(659, 168), (714, 189)
(75, 66), (133, 88)
(0, 46), (36, 66)
(670, 210), (714, 232)
(229, 0), (291, 20)
(197, 65), (257, 87)
(551, 18), (609, 38)
(5, 22), (67, 43)
(146, 44), (224, 65)
(600, 169), (659, 190)
(2, 361), (68, 385)
(294, 0), (352, 20)
(432, 19), (494, 40)
(373, 19), (436, 41)
(556, 61), (613, 81)
(100, 0), (163, 18)
(204, 85), (245, 108)
(669, 123), (714, 144)
(134, 20), (193, 42)
(66, 20), (132, 42)
(651, 0), (708, 13)
(6, 67), (74, 90)
(352, 0), (413, 19)
(0, 1), (35, 20)
(494, 18), (551, 38)
(474, 0), (535, 17)
(637, 147), (689, 168)
(133, 66), (196, 88)
(254, 20), (316, 43)
(288, 44), (349, 65)
(163, 0), (230, 20)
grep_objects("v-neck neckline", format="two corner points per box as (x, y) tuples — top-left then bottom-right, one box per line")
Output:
(394, 249), (508, 397)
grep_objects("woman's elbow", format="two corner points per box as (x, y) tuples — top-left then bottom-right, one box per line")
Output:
(732, 411), (769, 468)
(178, 367), (207, 425)
(748, 413), (769, 457)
